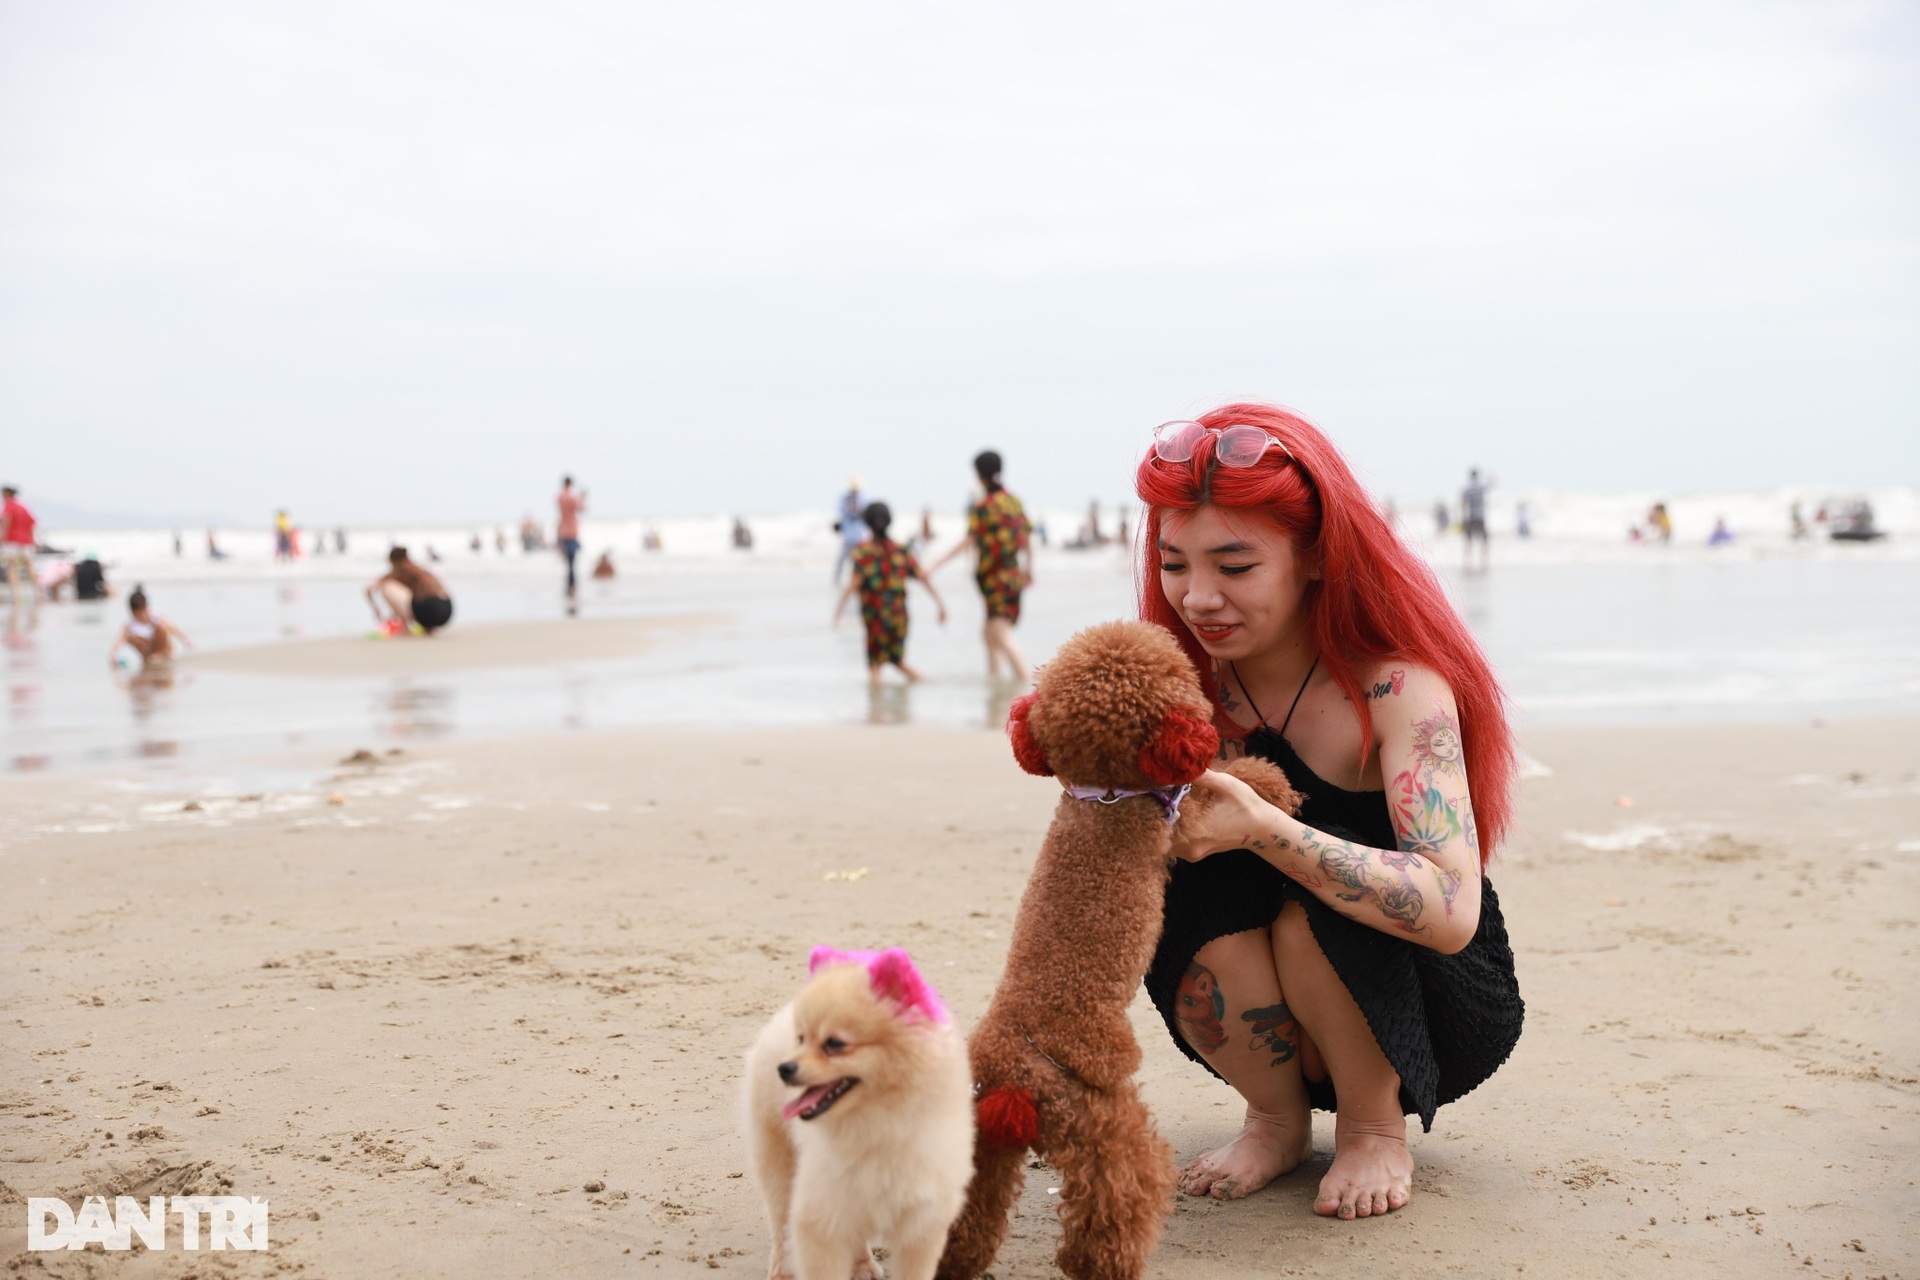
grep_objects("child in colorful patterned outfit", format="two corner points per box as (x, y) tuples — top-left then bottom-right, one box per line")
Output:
(930, 450), (1033, 684)
(833, 502), (947, 687)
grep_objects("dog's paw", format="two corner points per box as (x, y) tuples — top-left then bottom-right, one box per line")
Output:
(1219, 756), (1303, 816)
(852, 1249), (886, 1280)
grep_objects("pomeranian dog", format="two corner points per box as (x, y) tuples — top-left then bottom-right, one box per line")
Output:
(743, 946), (973, 1280)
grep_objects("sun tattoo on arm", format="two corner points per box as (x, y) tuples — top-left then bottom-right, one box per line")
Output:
(1385, 708), (1476, 916)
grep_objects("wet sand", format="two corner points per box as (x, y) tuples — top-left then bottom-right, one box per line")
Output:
(2, 719), (1916, 1276)
(187, 612), (729, 678)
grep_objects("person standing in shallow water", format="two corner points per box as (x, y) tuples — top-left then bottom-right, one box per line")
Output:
(928, 450), (1033, 684)
(1131, 404), (1523, 1221)
(833, 502), (946, 687)
(556, 477), (587, 602)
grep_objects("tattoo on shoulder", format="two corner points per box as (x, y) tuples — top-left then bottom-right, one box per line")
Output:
(1365, 669), (1407, 700)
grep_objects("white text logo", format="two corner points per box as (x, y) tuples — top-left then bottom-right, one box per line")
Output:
(27, 1196), (269, 1251)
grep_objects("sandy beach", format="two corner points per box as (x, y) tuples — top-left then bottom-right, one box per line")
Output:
(2, 715), (1915, 1277)
(188, 613), (730, 678)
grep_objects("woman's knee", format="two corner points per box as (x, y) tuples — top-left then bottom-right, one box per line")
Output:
(1176, 930), (1278, 1056)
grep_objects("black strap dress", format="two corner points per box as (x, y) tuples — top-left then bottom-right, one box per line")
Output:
(1143, 684), (1524, 1132)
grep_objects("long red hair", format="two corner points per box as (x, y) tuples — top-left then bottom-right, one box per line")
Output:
(1135, 402), (1515, 864)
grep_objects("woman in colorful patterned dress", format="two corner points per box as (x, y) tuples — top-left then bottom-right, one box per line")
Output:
(833, 502), (947, 687)
(928, 450), (1034, 684)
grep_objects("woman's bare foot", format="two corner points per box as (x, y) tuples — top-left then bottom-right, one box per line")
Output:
(1314, 1116), (1413, 1219)
(1178, 1108), (1313, 1200)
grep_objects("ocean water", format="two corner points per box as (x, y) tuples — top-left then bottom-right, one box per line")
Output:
(6, 525), (1916, 787)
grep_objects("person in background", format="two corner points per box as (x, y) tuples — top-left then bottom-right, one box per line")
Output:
(833, 476), (867, 584)
(1460, 468), (1492, 571)
(1708, 517), (1735, 547)
(274, 509), (294, 561)
(1432, 500), (1450, 537)
(928, 449), (1034, 684)
(335, 528), (348, 555)
(1648, 502), (1673, 544)
(72, 553), (109, 601)
(2, 485), (39, 604)
(556, 476), (587, 600)
(112, 585), (190, 668)
(1515, 501), (1532, 540)
(592, 551), (616, 579)
(834, 501), (946, 687)
(206, 529), (229, 561)
(1790, 502), (1809, 540)
(366, 547), (454, 635)
(732, 517), (754, 550)
(172, 531), (183, 558)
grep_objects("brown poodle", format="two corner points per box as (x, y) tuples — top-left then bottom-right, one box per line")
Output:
(937, 620), (1300, 1280)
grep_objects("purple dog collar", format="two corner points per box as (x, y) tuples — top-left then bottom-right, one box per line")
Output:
(1062, 782), (1193, 822)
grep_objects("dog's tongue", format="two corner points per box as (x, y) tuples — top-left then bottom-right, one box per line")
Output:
(782, 1083), (836, 1120)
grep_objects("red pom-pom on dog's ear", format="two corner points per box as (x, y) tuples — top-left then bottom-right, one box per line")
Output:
(1138, 708), (1219, 785)
(1007, 692), (1053, 776)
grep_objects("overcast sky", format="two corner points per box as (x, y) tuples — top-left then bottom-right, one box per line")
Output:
(1, 0), (1914, 527)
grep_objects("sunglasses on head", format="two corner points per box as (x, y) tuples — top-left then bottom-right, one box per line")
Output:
(1152, 420), (1294, 469)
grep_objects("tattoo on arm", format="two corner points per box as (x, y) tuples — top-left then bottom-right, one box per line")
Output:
(1383, 705), (1480, 922)
(1175, 963), (1228, 1054)
(1242, 1001), (1300, 1067)
(1303, 826), (1430, 934)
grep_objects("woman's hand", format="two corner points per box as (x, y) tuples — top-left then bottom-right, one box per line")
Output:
(1169, 769), (1285, 863)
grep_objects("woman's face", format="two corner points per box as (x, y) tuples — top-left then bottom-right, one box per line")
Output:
(1156, 504), (1315, 662)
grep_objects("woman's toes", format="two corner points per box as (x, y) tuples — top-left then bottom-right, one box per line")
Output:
(1179, 1163), (1218, 1196)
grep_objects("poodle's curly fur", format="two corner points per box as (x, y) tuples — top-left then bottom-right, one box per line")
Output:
(937, 621), (1301, 1280)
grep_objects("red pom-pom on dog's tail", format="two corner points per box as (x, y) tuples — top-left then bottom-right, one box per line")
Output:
(977, 1086), (1040, 1150)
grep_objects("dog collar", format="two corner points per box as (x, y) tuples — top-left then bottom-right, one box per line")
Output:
(1062, 782), (1192, 822)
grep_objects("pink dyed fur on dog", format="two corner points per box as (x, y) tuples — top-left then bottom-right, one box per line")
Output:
(808, 946), (951, 1026)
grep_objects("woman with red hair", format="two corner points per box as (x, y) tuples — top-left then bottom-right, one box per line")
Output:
(1138, 403), (1523, 1221)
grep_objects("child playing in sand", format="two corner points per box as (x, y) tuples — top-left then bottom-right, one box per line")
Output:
(834, 502), (946, 687)
(366, 547), (454, 635)
(111, 586), (191, 669)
